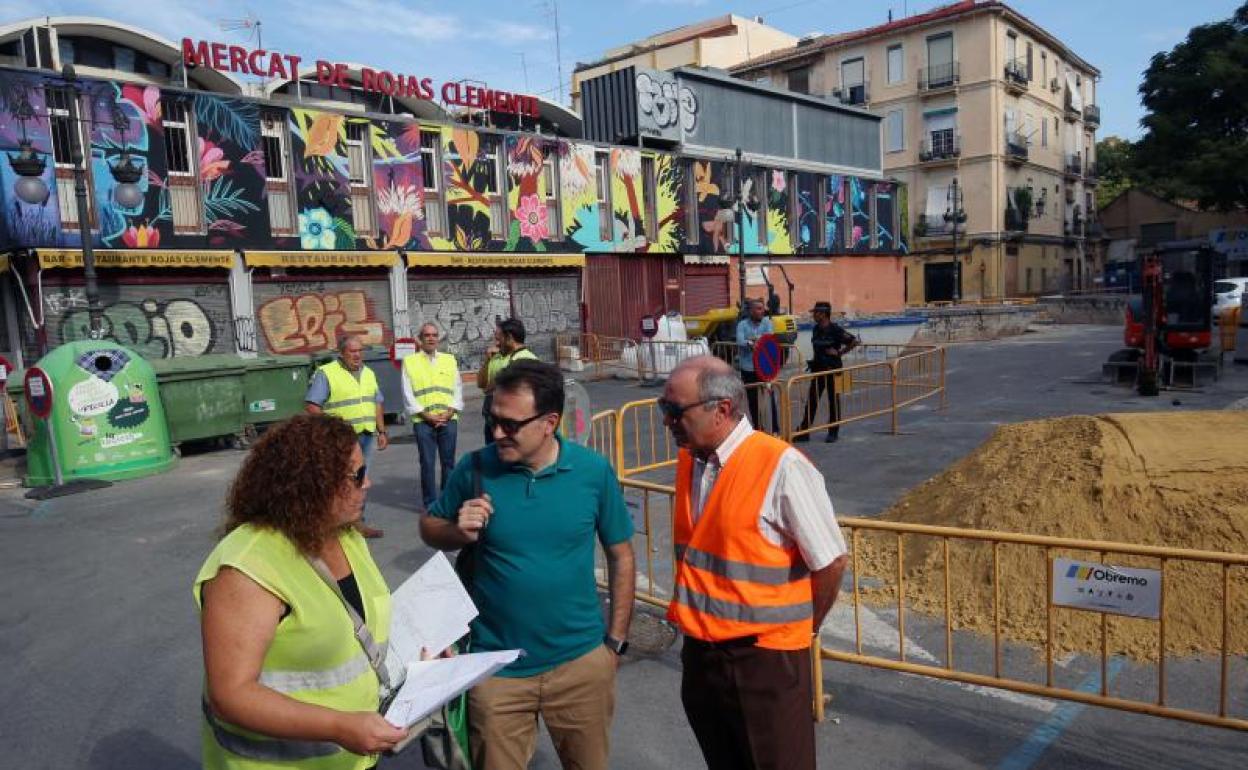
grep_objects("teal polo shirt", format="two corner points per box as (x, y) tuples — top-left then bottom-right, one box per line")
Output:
(430, 437), (633, 677)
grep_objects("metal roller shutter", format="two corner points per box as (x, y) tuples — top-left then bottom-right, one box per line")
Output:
(684, 267), (729, 315)
(511, 274), (581, 364)
(253, 275), (394, 355)
(38, 275), (237, 360)
(584, 255), (624, 339)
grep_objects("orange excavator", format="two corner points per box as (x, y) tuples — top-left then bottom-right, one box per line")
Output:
(1117, 242), (1216, 395)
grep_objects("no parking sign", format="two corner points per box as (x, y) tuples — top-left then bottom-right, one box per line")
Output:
(752, 333), (783, 382)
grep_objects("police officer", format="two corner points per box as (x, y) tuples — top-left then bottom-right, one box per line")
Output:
(794, 301), (858, 443)
(306, 334), (388, 537)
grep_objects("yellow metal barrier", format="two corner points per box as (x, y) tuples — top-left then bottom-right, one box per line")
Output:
(831, 517), (1248, 731)
(710, 340), (807, 377)
(784, 360), (900, 439)
(617, 398), (680, 479)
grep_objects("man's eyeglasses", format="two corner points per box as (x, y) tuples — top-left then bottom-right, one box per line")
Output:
(489, 412), (550, 437)
(348, 465), (367, 488)
(656, 398), (719, 420)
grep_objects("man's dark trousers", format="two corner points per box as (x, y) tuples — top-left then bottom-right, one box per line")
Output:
(414, 419), (458, 509)
(680, 637), (816, 770)
(799, 364), (841, 439)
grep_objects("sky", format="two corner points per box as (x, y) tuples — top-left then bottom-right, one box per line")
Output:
(8, 0), (1243, 140)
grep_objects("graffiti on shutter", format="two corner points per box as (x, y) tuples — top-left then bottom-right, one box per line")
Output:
(511, 276), (580, 362)
(41, 281), (236, 359)
(253, 279), (394, 354)
(409, 278), (511, 372)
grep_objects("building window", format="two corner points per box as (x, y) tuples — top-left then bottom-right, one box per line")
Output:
(756, 170), (768, 247)
(1026, 42), (1034, 80)
(595, 151), (612, 242)
(926, 33), (954, 81)
(840, 57), (866, 104)
(786, 67), (810, 95)
(685, 160), (700, 246)
(419, 131), (445, 236)
(261, 113), (295, 236)
(788, 173), (801, 246)
(640, 156), (657, 241)
(482, 138), (506, 239)
(345, 122), (375, 238)
(162, 99), (202, 234)
(543, 154), (562, 240)
(1041, 51), (1048, 83)
(46, 87), (92, 229)
(885, 109), (904, 152)
(887, 44), (904, 85)
(1042, 116), (1048, 147)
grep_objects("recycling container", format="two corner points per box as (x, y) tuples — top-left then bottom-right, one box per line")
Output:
(149, 354), (247, 446)
(242, 354), (313, 427)
(19, 341), (176, 486)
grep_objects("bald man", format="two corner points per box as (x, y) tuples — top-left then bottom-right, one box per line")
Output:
(659, 355), (848, 770)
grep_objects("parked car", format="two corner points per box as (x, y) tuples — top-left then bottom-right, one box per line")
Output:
(1213, 277), (1248, 322)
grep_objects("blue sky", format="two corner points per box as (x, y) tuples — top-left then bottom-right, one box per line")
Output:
(11, 0), (1243, 139)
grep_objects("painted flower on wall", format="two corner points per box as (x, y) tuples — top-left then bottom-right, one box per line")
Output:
(507, 136), (544, 178)
(611, 148), (641, 178)
(377, 183), (422, 217)
(121, 223), (160, 248)
(121, 84), (162, 127)
(772, 170), (786, 193)
(693, 161), (718, 202)
(305, 114), (344, 157)
(299, 207), (336, 249)
(514, 194), (549, 242)
(198, 138), (230, 183)
(559, 144), (594, 196)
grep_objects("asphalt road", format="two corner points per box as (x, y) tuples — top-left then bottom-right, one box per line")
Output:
(2, 324), (1246, 769)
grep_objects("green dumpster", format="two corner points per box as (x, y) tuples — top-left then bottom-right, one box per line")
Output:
(149, 354), (247, 447)
(242, 354), (313, 427)
(19, 341), (177, 486)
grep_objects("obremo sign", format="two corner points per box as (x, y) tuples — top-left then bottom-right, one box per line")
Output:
(1052, 557), (1162, 619)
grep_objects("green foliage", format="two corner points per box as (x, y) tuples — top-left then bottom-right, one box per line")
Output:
(333, 217), (356, 249)
(1133, 3), (1248, 211)
(202, 177), (260, 224)
(1094, 136), (1136, 209)
(194, 96), (259, 150)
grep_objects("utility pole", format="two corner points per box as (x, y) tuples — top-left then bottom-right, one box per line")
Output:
(944, 176), (965, 303)
(551, 1), (565, 103)
(63, 65), (102, 338)
(735, 147), (747, 313)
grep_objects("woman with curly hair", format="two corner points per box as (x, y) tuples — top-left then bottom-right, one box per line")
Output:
(194, 414), (407, 769)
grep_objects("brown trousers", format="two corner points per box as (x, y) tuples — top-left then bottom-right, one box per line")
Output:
(468, 644), (617, 770)
(680, 637), (816, 770)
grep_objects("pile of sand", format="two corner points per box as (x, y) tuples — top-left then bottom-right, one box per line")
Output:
(856, 411), (1248, 660)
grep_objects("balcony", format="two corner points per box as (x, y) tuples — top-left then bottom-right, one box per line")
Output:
(1005, 186), (1033, 233)
(833, 82), (869, 106)
(1064, 153), (1083, 180)
(918, 132), (961, 166)
(1064, 215), (1086, 240)
(914, 213), (961, 239)
(918, 62), (960, 95)
(1085, 162), (1099, 186)
(1084, 104), (1101, 127)
(1004, 58), (1029, 94)
(1063, 89), (1081, 122)
(1005, 131), (1029, 164)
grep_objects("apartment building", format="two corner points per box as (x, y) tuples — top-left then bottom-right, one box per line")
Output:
(571, 14), (796, 114)
(732, 1), (1101, 301)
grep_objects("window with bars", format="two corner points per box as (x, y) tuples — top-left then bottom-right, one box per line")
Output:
(640, 157), (657, 241)
(420, 131), (446, 236)
(262, 113), (295, 236)
(542, 155), (561, 238)
(483, 140), (505, 239)
(163, 99), (201, 233)
(789, 173), (801, 245)
(685, 160), (700, 246)
(45, 87), (89, 228)
(756, 170), (769, 247)
(345, 122), (375, 237)
(595, 151), (612, 242)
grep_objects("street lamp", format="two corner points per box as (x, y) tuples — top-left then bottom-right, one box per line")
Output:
(943, 177), (966, 302)
(106, 97), (144, 210)
(60, 64), (104, 338)
(6, 92), (50, 205)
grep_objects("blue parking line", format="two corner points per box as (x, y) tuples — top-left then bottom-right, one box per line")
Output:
(995, 657), (1127, 770)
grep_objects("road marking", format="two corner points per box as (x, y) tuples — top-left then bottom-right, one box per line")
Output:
(821, 603), (1057, 713)
(994, 657), (1126, 770)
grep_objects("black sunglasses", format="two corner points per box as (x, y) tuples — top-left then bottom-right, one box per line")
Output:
(348, 465), (367, 488)
(656, 398), (719, 420)
(489, 412), (550, 437)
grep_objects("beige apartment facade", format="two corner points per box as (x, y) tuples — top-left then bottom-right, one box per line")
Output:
(571, 14), (796, 113)
(733, 1), (1101, 301)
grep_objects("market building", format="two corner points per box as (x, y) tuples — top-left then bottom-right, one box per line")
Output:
(0, 16), (906, 370)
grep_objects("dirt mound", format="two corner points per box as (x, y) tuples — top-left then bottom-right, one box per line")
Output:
(857, 412), (1248, 660)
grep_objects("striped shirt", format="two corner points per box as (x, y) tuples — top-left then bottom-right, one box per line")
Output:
(691, 417), (847, 571)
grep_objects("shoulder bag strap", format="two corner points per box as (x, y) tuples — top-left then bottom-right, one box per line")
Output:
(305, 555), (394, 700)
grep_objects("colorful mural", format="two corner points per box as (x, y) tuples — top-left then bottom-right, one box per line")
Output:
(848, 177), (873, 252)
(256, 283), (391, 354)
(792, 172), (819, 254)
(875, 182), (898, 253)
(0, 73), (59, 248)
(825, 175), (846, 252)
(369, 121), (426, 251)
(287, 109), (357, 249)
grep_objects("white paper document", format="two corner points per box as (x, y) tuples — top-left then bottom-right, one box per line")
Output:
(384, 649), (523, 728)
(388, 552), (477, 667)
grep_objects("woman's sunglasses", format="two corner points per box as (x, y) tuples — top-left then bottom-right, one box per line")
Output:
(348, 465), (367, 488)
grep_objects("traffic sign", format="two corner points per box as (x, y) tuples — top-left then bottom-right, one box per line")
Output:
(390, 337), (417, 369)
(639, 315), (659, 339)
(24, 367), (53, 419)
(0, 354), (11, 382)
(752, 333), (783, 382)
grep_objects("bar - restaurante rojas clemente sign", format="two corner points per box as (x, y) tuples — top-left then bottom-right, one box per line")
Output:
(181, 38), (540, 118)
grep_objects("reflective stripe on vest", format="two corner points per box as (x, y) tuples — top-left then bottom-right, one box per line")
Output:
(202, 698), (339, 761)
(258, 651), (372, 693)
(319, 360), (378, 434)
(403, 352), (459, 420)
(667, 432), (815, 650)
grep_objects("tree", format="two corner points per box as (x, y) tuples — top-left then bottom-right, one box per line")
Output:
(1094, 136), (1135, 210)
(1133, 3), (1248, 211)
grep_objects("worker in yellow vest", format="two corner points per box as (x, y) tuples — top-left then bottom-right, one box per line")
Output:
(306, 334), (388, 538)
(659, 355), (848, 770)
(475, 317), (538, 445)
(402, 322), (463, 510)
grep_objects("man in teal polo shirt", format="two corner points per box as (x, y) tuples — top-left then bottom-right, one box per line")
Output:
(420, 360), (635, 770)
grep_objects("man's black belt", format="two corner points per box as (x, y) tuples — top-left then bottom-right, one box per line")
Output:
(684, 634), (759, 650)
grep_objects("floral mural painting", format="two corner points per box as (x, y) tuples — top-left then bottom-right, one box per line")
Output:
(0, 74), (60, 248)
(825, 175), (846, 252)
(288, 108), (356, 249)
(561, 142), (604, 251)
(875, 182), (897, 253)
(848, 176), (873, 252)
(793, 173), (818, 253)
(440, 129), (499, 252)
(651, 154), (683, 252)
(369, 121), (427, 251)
(502, 134), (561, 251)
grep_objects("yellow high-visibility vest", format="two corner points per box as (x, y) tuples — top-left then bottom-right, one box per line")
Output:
(403, 351), (459, 421)
(318, 360), (378, 434)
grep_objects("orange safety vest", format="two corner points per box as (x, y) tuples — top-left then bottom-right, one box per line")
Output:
(667, 431), (814, 650)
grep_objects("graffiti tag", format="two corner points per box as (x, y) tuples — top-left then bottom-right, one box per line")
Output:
(58, 299), (219, 358)
(258, 290), (387, 354)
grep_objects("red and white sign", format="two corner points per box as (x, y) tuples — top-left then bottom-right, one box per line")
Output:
(24, 367), (53, 419)
(390, 337), (417, 369)
(182, 38), (540, 118)
(0, 354), (11, 382)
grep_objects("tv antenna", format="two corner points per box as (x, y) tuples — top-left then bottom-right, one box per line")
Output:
(219, 12), (263, 50)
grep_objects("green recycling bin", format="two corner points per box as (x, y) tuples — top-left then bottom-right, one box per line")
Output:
(242, 354), (313, 427)
(20, 341), (177, 486)
(149, 354), (247, 447)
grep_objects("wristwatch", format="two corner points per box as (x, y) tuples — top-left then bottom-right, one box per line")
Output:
(604, 634), (629, 656)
